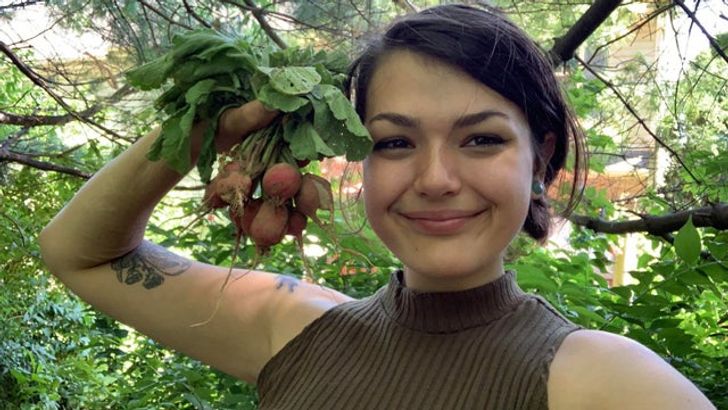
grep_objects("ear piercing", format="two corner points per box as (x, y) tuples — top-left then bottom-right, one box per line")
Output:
(532, 180), (545, 196)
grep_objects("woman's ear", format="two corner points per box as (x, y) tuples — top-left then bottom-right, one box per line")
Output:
(535, 132), (556, 175)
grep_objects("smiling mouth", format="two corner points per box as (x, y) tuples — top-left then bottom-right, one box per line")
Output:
(400, 209), (486, 235)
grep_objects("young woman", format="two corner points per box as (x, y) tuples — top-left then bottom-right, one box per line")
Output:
(39, 4), (715, 409)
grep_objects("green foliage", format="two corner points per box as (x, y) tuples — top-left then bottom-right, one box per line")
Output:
(674, 217), (701, 265)
(2, 1), (727, 408)
(509, 227), (728, 408)
(128, 29), (371, 180)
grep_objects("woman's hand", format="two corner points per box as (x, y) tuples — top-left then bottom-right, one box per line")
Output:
(214, 100), (280, 153)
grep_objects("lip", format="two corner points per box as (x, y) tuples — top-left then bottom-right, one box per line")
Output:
(400, 209), (485, 235)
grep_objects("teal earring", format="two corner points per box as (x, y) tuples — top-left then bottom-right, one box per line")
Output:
(532, 180), (545, 196)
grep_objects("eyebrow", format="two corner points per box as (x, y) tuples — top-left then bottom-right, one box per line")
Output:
(367, 110), (509, 128)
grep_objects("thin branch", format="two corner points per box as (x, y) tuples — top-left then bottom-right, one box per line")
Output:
(0, 149), (93, 179)
(1, 127), (30, 149)
(347, 0), (374, 27)
(570, 203), (728, 234)
(1, 108), (101, 127)
(0, 211), (28, 248)
(574, 55), (702, 185)
(0, 84), (132, 127)
(587, 4), (675, 65)
(240, 0), (287, 49)
(220, 0), (339, 34)
(0, 41), (132, 142)
(11, 143), (86, 158)
(137, 0), (194, 31)
(393, 0), (418, 13)
(673, 0), (728, 65)
(140, 1), (160, 50)
(0, 0), (42, 12)
(182, 0), (213, 28)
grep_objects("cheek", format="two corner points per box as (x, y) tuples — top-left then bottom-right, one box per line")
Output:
(362, 159), (385, 217)
(471, 154), (533, 205)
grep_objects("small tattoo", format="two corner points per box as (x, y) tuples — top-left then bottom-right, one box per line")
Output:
(111, 242), (191, 289)
(275, 276), (300, 293)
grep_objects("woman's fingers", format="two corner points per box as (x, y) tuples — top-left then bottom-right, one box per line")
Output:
(217, 101), (279, 151)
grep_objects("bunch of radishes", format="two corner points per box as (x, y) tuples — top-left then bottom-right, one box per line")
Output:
(204, 157), (333, 256)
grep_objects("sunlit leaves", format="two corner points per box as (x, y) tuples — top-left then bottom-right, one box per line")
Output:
(674, 217), (701, 265)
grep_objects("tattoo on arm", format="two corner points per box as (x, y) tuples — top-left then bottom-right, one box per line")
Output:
(111, 242), (191, 289)
(275, 275), (300, 293)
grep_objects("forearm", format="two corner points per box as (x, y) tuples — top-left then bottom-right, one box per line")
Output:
(39, 101), (277, 274)
(39, 124), (206, 273)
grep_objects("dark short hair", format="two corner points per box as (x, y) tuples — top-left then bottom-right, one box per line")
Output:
(346, 3), (587, 241)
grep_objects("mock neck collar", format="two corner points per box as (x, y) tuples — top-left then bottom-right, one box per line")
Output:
(379, 270), (527, 334)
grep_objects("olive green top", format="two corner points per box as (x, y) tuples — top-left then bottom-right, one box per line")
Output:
(258, 270), (580, 409)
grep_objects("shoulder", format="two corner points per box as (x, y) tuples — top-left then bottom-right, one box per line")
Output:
(547, 329), (715, 410)
(268, 276), (356, 357)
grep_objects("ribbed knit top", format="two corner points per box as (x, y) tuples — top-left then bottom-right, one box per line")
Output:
(257, 270), (580, 409)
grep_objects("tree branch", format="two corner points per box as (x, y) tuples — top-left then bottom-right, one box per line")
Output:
(0, 0), (42, 12)
(219, 0), (340, 35)
(240, 0), (287, 49)
(587, 3), (674, 65)
(548, 0), (623, 66)
(570, 203), (728, 234)
(182, 0), (212, 28)
(137, 0), (194, 30)
(574, 55), (702, 185)
(0, 41), (132, 142)
(0, 108), (101, 127)
(0, 149), (93, 179)
(673, 0), (728, 65)
(1, 127), (30, 149)
(393, 0), (418, 13)
(0, 84), (132, 127)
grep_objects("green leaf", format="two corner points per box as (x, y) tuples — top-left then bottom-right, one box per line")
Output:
(310, 95), (346, 154)
(268, 66), (321, 95)
(153, 106), (196, 175)
(284, 121), (335, 160)
(321, 85), (368, 136)
(703, 263), (728, 284)
(570, 305), (607, 325)
(317, 85), (372, 160)
(674, 216), (701, 265)
(258, 84), (309, 112)
(513, 265), (559, 293)
(185, 79), (217, 105)
(196, 122), (218, 184)
(125, 56), (173, 90)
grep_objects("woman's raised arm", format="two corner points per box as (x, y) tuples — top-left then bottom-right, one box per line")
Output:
(38, 101), (351, 383)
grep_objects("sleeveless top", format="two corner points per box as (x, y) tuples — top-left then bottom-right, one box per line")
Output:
(257, 270), (581, 409)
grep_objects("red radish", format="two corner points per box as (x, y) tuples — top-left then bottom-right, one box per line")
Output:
(249, 201), (289, 254)
(217, 172), (253, 211)
(240, 198), (263, 236)
(222, 159), (245, 175)
(262, 163), (302, 203)
(294, 173), (333, 225)
(203, 176), (227, 210)
(286, 209), (307, 239)
(230, 197), (263, 236)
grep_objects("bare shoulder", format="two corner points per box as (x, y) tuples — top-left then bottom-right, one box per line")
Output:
(267, 275), (356, 357)
(548, 329), (715, 410)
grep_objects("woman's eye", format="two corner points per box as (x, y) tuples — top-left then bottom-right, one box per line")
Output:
(372, 138), (412, 151)
(464, 134), (505, 147)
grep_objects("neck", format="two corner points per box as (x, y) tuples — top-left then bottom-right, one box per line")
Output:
(402, 259), (506, 292)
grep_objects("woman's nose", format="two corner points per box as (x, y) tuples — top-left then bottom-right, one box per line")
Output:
(412, 146), (462, 198)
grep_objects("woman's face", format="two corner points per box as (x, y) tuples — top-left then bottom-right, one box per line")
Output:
(362, 50), (536, 291)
